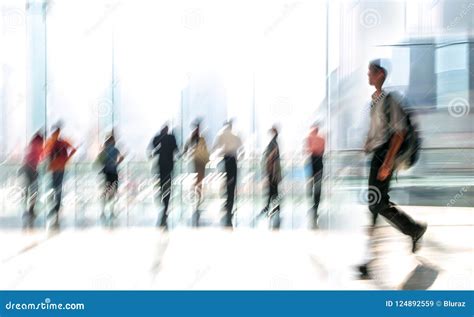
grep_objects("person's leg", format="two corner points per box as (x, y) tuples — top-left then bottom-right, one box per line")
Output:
(223, 157), (231, 226)
(51, 172), (60, 214)
(369, 149), (426, 252)
(265, 176), (273, 210)
(159, 167), (172, 228)
(103, 173), (118, 219)
(22, 167), (37, 227)
(358, 152), (388, 277)
(192, 162), (205, 227)
(162, 173), (171, 212)
(55, 171), (64, 213)
(49, 170), (64, 227)
(313, 160), (323, 220)
(368, 154), (382, 228)
(102, 175), (111, 217)
(268, 179), (280, 215)
(224, 157), (236, 227)
(194, 161), (205, 208)
(28, 170), (39, 217)
(310, 156), (318, 218)
(369, 153), (420, 237)
(110, 174), (118, 216)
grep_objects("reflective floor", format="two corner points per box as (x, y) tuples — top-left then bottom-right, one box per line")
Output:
(1, 205), (472, 290)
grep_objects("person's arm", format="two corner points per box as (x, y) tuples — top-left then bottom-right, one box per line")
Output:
(65, 141), (77, 161)
(377, 132), (405, 181)
(43, 139), (53, 157)
(68, 148), (77, 162)
(117, 149), (125, 165)
(377, 96), (407, 181)
(148, 136), (160, 158)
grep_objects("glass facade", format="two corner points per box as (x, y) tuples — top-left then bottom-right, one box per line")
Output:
(0, 0), (472, 228)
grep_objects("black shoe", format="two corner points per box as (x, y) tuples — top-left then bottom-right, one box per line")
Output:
(49, 216), (60, 230)
(267, 206), (279, 218)
(357, 264), (371, 280)
(412, 223), (427, 253)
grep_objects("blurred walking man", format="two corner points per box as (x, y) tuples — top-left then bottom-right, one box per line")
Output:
(149, 125), (179, 229)
(213, 120), (243, 227)
(44, 123), (77, 228)
(358, 59), (427, 278)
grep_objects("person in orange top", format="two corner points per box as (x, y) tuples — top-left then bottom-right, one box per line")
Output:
(44, 124), (77, 227)
(306, 123), (325, 228)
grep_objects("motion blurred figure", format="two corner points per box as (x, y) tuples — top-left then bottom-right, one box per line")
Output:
(149, 125), (178, 229)
(44, 123), (77, 228)
(358, 59), (427, 278)
(21, 131), (44, 228)
(258, 126), (282, 228)
(213, 120), (243, 227)
(306, 123), (325, 228)
(96, 133), (124, 223)
(182, 120), (210, 225)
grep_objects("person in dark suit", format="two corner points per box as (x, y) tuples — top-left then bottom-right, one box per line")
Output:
(149, 125), (178, 228)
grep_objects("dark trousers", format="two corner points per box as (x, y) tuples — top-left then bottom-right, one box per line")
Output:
(51, 170), (65, 215)
(265, 177), (280, 211)
(158, 165), (173, 227)
(369, 147), (421, 237)
(103, 172), (119, 213)
(223, 156), (237, 227)
(310, 155), (323, 219)
(23, 165), (38, 215)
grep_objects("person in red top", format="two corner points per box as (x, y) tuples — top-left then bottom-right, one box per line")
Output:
(306, 123), (325, 228)
(44, 124), (77, 227)
(21, 131), (44, 228)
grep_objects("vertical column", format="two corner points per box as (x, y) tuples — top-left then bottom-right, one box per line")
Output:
(26, 0), (47, 137)
(469, 42), (474, 113)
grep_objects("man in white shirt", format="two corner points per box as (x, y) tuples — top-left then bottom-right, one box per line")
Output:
(213, 121), (243, 227)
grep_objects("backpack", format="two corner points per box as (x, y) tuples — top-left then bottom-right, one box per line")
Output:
(383, 92), (421, 169)
(194, 137), (210, 164)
